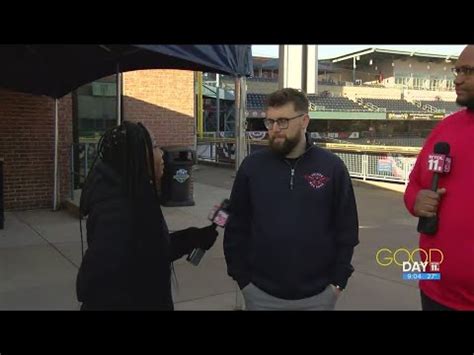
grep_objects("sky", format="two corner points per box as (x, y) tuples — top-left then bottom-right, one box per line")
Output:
(251, 45), (466, 59)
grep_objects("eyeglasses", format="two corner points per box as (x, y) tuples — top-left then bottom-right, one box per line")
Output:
(263, 113), (305, 130)
(451, 66), (474, 77)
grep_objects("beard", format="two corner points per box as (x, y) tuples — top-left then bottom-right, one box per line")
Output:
(269, 133), (301, 156)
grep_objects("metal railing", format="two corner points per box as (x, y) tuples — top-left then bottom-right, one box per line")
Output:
(334, 151), (416, 184)
(70, 142), (99, 199)
(197, 135), (257, 166)
(71, 138), (419, 194)
(197, 138), (419, 184)
(350, 136), (426, 147)
(310, 107), (372, 112)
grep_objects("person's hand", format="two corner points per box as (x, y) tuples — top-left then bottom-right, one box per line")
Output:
(190, 225), (218, 250)
(414, 188), (446, 218)
(169, 226), (218, 261)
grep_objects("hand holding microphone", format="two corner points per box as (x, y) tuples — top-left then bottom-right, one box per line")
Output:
(414, 188), (446, 218)
(416, 142), (451, 235)
(187, 199), (230, 266)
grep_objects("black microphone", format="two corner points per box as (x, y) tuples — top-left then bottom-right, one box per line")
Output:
(417, 142), (451, 235)
(187, 199), (231, 266)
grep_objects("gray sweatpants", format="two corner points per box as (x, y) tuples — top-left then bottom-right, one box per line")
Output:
(241, 283), (338, 311)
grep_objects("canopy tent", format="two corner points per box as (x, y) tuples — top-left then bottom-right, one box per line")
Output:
(0, 44), (253, 209)
(0, 44), (252, 98)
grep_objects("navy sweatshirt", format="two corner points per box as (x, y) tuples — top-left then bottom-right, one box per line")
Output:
(223, 143), (359, 300)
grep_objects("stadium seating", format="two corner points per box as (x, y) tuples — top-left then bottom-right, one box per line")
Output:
(247, 93), (268, 109)
(248, 77), (278, 83)
(308, 95), (369, 111)
(361, 98), (423, 112)
(421, 100), (460, 113)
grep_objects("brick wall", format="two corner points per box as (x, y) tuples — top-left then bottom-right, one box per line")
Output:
(0, 69), (192, 210)
(122, 69), (195, 147)
(0, 89), (72, 210)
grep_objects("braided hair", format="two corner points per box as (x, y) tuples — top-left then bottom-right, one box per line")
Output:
(79, 121), (159, 257)
(79, 121), (179, 288)
(88, 121), (158, 201)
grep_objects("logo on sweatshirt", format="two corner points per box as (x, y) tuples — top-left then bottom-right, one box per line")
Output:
(304, 172), (330, 189)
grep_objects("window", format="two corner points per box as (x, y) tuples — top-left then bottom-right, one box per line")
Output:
(74, 74), (119, 139)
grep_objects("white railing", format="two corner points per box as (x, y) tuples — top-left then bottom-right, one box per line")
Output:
(196, 139), (418, 185)
(334, 152), (416, 185)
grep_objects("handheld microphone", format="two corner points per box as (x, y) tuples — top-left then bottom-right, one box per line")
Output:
(417, 142), (451, 235)
(187, 199), (231, 266)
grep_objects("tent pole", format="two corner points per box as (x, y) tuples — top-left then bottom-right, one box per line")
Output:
(234, 76), (247, 172)
(117, 63), (122, 125)
(216, 74), (220, 138)
(197, 72), (203, 138)
(53, 98), (59, 211)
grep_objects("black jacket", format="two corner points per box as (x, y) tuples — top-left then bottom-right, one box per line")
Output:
(223, 143), (359, 300)
(76, 161), (195, 310)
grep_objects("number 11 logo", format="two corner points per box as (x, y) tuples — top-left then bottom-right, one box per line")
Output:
(428, 157), (440, 171)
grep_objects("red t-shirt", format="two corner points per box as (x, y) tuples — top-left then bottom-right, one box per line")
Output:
(404, 108), (474, 310)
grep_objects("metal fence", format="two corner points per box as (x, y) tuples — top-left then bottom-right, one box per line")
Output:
(71, 139), (419, 198)
(196, 134), (259, 166)
(70, 142), (99, 199)
(197, 139), (418, 184)
(334, 152), (416, 184)
(350, 137), (425, 147)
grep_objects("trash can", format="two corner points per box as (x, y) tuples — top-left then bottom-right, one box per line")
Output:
(160, 146), (195, 207)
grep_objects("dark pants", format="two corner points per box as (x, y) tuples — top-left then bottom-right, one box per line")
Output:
(420, 290), (454, 311)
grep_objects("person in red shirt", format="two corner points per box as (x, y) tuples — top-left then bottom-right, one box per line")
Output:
(404, 45), (474, 310)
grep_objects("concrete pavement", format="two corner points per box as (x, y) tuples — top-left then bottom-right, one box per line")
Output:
(0, 164), (422, 310)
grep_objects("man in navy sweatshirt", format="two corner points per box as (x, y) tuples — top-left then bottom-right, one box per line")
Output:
(224, 88), (359, 310)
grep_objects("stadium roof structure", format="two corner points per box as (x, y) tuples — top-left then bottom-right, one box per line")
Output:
(202, 83), (235, 100)
(260, 58), (279, 70)
(254, 56), (336, 73)
(325, 47), (459, 67)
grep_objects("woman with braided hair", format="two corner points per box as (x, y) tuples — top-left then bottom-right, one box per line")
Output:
(76, 121), (217, 310)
